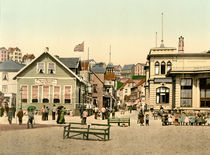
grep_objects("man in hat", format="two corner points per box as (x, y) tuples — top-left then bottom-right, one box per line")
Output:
(16, 108), (24, 125)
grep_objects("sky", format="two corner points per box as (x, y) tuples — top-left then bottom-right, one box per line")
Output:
(0, 0), (210, 66)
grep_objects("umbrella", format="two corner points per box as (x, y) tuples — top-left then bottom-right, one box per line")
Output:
(57, 105), (64, 109)
(28, 105), (36, 110)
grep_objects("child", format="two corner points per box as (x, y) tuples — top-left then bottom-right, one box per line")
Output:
(145, 114), (149, 126)
(184, 115), (189, 126)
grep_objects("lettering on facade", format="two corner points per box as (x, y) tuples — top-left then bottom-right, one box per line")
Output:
(154, 78), (172, 83)
(35, 79), (57, 85)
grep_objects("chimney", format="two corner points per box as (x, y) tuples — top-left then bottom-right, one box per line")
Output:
(45, 47), (49, 52)
(178, 36), (184, 53)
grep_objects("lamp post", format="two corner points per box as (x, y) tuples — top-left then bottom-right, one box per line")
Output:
(20, 88), (23, 109)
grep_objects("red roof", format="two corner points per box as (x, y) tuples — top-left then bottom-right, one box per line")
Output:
(81, 62), (89, 70)
(133, 79), (146, 88)
(105, 73), (116, 80)
(120, 79), (135, 90)
(22, 54), (35, 60)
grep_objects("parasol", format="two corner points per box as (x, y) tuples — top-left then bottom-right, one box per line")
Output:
(57, 105), (64, 109)
(28, 105), (36, 110)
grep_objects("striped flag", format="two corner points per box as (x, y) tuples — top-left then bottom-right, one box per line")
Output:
(74, 42), (84, 52)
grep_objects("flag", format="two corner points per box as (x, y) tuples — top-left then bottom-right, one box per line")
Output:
(74, 42), (84, 52)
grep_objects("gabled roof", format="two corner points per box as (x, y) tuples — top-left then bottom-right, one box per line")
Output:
(58, 57), (80, 69)
(91, 66), (106, 74)
(136, 63), (146, 66)
(132, 79), (146, 88)
(120, 79), (136, 90)
(0, 47), (7, 50)
(13, 52), (86, 85)
(0, 60), (24, 72)
(122, 64), (134, 71)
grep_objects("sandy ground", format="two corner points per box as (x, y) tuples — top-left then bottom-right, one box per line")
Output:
(0, 110), (210, 155)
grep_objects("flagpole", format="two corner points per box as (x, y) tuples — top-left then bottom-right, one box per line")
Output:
(88, 47), (89, 61)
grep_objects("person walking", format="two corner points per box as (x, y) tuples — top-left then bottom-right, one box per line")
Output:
(101, 107), (106, 120)
(94, 106), (98, 119)
(8, 108), (13, 125)
(56, 109), (60, 124)
(59, 107), (66, 124)
(112, 108), (115, 118)
(27, 109), (34, 129)
(129, 106), (132, 113)
(82, 109), (88, 124)
(145, 114), (149, 126)
(16, 108), (24, 125)
(45, 106), (49, 120)
(41, 105), (46, 121)
(52, 104), (56, 120)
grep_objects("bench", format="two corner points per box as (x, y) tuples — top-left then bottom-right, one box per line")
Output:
(108, 117), (130, 126)
(63, 122), (88, 140)
(63, 122), (110, 141)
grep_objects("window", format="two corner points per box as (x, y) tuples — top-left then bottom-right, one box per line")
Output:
(48, 62), (55, 74)
(180, 79), (192, 107)
(21, 86), (28, 102)
(161, 61), (166, 74)
(37, 62), (45, 73)
(156, 87), (169, 103)
(64, 86), (71, 103)
(200, 78), (210, 107)
(43, 86), (49, 103)
(2, 85), (8, 93)
(2, 72), (8, 80)
(93, 84), (97, 93)
(54, 86), (60, 103)
(32, 86), (38, 103)
(167, 61), (172, 71)
(125, 89), (128, 94)
(155, 61), (159, 75)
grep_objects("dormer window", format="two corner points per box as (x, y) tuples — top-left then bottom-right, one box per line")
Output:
(48, 62), (55, 74)
(37, 62), (45, 74)
(2, 72), (8, 80)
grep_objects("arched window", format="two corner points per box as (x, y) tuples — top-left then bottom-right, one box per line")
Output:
(161, 61), (165, 74)
(167, 61), (172, 71)
(155, 61), (159, 75)
(156, 87), (169, 103)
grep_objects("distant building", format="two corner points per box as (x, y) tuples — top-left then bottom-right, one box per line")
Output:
(119, 79), (137, 105)
(91, 63), (106, 109)
(113, 65), (122, 76)
(104, 63), (117, 109)
(8, 47), (22, 63)
(22, 54), (35, 65)
(121, 64), (135, 78)
(130, 79), (146, 106)
(134, 63), (146, 76)
(0, 60), (24, 94)
(0, 47), (8, 62)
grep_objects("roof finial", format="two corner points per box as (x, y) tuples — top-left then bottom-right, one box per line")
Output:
(155, 32), (157, 47)
(160, 13), (164, 48)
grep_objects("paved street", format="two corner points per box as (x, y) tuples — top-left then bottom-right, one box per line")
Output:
(0, 110), (210, 155)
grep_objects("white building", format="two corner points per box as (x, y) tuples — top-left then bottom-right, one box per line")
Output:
(0, 60), (24, 94)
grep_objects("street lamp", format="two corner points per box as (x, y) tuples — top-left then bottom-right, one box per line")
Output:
(20, 88), (23, 109)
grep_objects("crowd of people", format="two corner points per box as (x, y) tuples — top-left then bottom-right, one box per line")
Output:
(160, 111), (210, 126)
